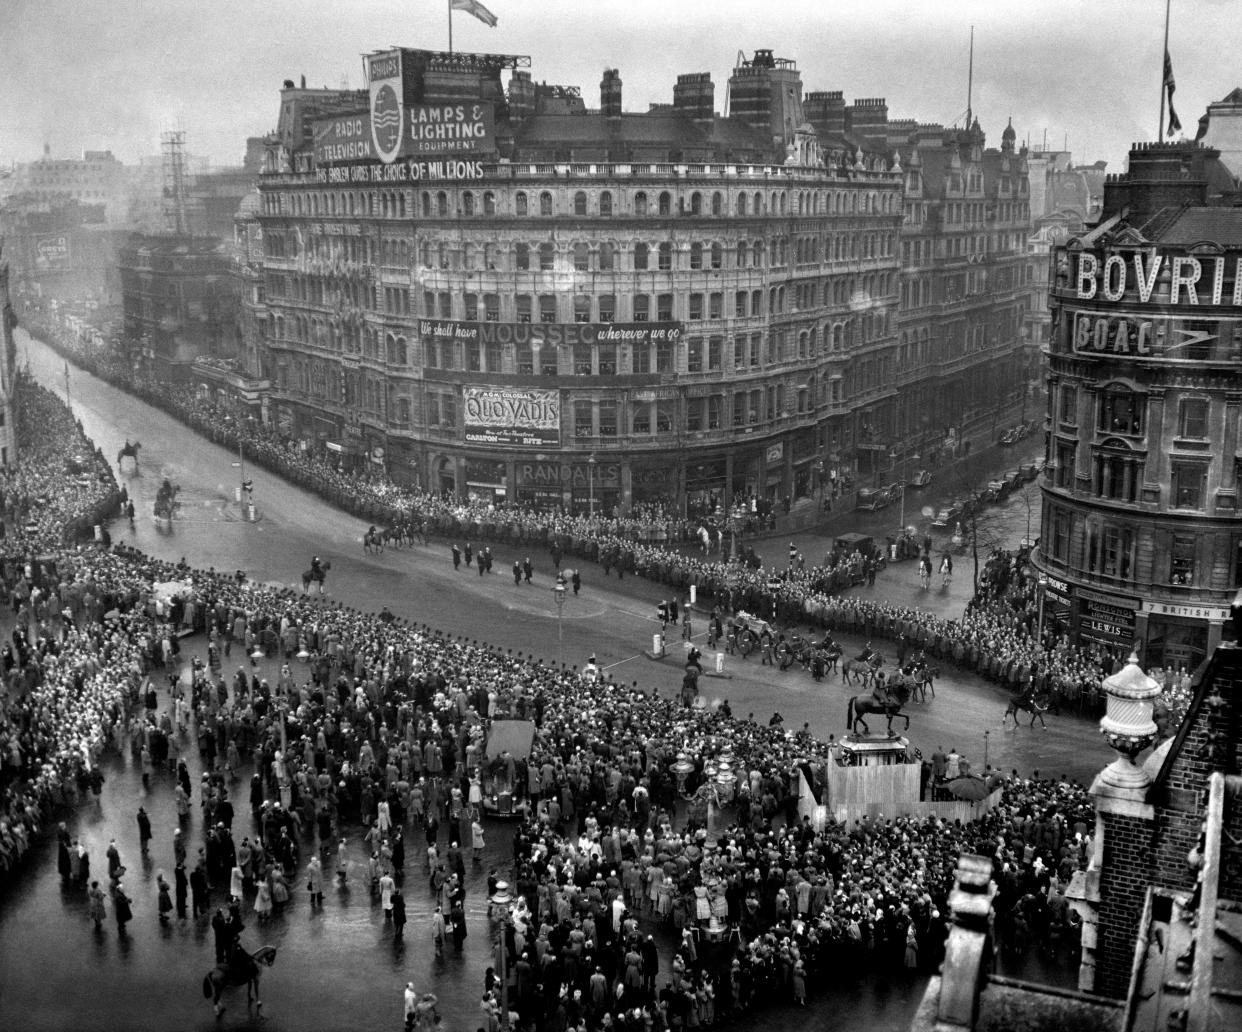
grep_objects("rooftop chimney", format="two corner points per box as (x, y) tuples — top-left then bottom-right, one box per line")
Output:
(601, 69), (622, 119)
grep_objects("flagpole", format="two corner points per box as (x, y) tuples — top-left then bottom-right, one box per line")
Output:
(448, 0), (454, 53)
(1159, 0), (1171, 139)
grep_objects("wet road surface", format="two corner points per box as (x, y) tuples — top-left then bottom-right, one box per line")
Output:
(0, 330), (1099, 1031)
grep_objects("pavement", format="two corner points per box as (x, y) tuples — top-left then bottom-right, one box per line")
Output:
(0, 328), (1093, 1032)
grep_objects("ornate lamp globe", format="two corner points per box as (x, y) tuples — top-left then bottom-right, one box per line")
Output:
(1099, 651), (1160, 782)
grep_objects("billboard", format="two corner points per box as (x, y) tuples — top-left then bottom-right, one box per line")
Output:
(313, 104), (495, 167)
(32, 234), (70, 273)
(366, 49), (405, 164)
(418, 320), (682, 348)
(463, 386), (560, 447)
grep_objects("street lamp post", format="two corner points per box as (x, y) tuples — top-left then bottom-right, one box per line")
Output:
(587, 453), (596, 517)
(489, 884), (513, 1031)
(553, 578), (567, 667)
(1036, 573), (1049, 643)
(983, 729), (990, 772)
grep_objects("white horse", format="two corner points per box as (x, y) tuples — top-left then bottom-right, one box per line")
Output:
(696, 525), (722, 556)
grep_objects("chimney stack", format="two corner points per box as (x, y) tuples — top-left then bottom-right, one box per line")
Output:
(601, 69), (623, 119)
(673, 72), (715, 124)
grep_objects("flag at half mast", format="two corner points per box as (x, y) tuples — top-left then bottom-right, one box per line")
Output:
(1164, 51), (1182, 136)
(452, 0), (498, 27)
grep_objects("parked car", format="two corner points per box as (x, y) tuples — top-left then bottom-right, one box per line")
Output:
(931, 503), (961, 528)
(908, 469), (932, 489)
(856, 487), (889, 511)
(1002, 469), (1022, 491)
(1019, 461), (1038, 482)
(981, 480), (1006, 504)
(999, 427), (1021, 446)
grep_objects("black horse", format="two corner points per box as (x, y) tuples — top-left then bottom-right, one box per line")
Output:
(847, 679), (912, 736)
(202, 944), (277, 1016)
(1003, 691), (1055, 729)
(117, 440), (141, 471)
(302, 559), (330, 594)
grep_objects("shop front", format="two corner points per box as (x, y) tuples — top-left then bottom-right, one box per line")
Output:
(1141, 600), (1232, 672)
(630, 460), (678, 511)
(1040, 574), (1072, 638)
(464, 458), (508, 505)
(1072, 586), (1140, 658)
(513, 459), (574, 511)
(685, 457), (728, 518)
(568, 458), (620, 515)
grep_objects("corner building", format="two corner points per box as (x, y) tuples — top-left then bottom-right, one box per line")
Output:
(251, 46), (1028, 512)
(1034, 141), (1242, 668)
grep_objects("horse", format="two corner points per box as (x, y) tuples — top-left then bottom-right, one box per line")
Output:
(841, 651), (883, 687)
(409, 517), (429, 546)
(918, 556), (932, 590)
(363, 526), (384, 555)
(301, 560), (330, 594)
(382, 524), (406, 550)
(202, 944), (277, 1016)
(1003, 692), (1053, 729)
(695, 524), (722, 556)
(846, 679), (912, 736)
(117, 440), (141, 472)
(940, 556), (953, 590)
(905, 663), (940, 703)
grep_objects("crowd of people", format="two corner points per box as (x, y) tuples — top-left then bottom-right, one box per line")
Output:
(0, 309), (1194, 1031)
(23, 302), (1192, 736)
(0, 371), (1102, 1032)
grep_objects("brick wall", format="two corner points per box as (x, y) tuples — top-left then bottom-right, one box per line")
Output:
(1095, 810), (1154, 998)
(1151, 656), (1242, 899)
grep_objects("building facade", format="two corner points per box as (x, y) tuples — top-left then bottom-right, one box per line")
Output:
(248, 45), (1034, 513)
(1034, 141), (1242, 669)
(118, 234), (236, 380)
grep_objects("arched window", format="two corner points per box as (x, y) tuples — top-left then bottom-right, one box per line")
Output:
(539, 191), (553, 216)
(634, 191), (648, 216)
(710, 242), (723, 269)
(515, 191), (528, 216)
(573, 191), (588, 215)
(736, 193), (747, 216)
(462, 191), (475, 216)
(573, 242), (590, 271)
(690, 192), (702, 215)
(658, 242), (672, 270)
(515, 243), (530, 270)
(736, 241), (749, 267)
(598, 242), (615, 271)
(599, 190), (613, 216)
(538, 242), (555, 270)
(634, 243), (649, 271)
(436, 191), (448, 216)
(711, 191), (723, 215)
(658, 191), (672, 215)
(483, 191), (496, 215)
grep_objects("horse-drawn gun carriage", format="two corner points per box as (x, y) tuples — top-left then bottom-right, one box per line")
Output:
(729, 610), (774, 657)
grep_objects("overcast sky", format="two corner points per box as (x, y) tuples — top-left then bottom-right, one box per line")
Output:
(2, 0), (1235, 170)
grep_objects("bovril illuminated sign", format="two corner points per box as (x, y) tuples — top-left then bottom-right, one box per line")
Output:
(1073, 250), (1242, 306)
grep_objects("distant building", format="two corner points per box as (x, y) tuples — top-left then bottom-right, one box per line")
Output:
(118, 234), (235, 380)
(1198, 86), (1242, 181)
(1, 147), (127, 222)
(249, 44), (1035, 506)
(1034, 140), (1242, 669)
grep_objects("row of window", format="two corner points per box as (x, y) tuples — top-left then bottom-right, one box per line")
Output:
(1056, 384), (1217, 440)
(269, 184), (901, 221)
(414, 232), (897, 273)
(1044, 501), (1242, 589)
(1051, 437), (1214, 510)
